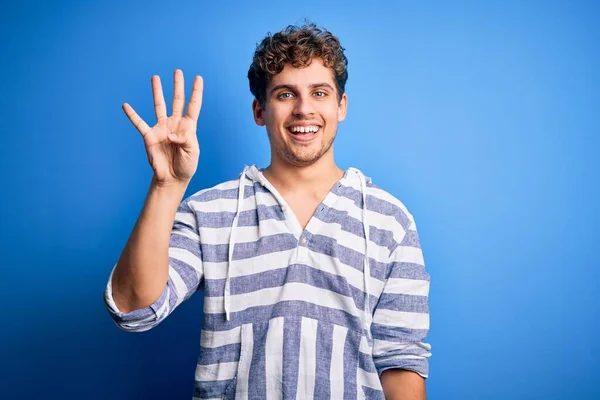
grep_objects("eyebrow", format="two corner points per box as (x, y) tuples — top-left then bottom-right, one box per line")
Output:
(269, 82), (335, 95)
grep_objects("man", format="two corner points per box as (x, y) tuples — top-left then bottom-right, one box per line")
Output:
(104, 22), (431, 399)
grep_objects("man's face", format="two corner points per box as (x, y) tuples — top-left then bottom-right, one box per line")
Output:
(253, 58), (348, 167)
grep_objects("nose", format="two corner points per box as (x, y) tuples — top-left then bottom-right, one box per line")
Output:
(292, 94), (315, 118)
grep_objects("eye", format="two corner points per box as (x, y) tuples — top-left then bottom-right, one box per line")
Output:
(278, 92), (294, 99)
(314, 91), (327, 98)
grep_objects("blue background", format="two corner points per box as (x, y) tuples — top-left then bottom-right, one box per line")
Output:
(1, 1), (598, 399)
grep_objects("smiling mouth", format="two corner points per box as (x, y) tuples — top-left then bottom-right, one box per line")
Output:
(286, 126), (321, 142)
(287, 126), (321, 142)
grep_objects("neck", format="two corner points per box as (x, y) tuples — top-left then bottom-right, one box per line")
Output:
(263, 153), (344, 195)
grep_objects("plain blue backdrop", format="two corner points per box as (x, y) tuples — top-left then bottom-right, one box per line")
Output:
(1, 0), (598, 399)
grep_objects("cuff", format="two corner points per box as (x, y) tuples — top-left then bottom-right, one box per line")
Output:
(103, 264), (168, 332)
(376, 356), (429, 379)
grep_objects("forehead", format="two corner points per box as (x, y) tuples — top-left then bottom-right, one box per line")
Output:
(268, 58), (336, 88)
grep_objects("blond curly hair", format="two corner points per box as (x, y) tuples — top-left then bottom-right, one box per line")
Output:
(248, 21), (349, 107)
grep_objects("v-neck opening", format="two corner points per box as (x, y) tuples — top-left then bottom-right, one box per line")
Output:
(249, 165), (352, 240)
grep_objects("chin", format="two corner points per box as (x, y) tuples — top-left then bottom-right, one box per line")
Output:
(285, 147), (331, 166)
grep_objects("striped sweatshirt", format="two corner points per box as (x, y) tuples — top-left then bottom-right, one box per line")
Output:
(104, 165), (432, 399)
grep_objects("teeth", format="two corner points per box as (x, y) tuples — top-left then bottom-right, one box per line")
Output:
(290, 126), (319, 133)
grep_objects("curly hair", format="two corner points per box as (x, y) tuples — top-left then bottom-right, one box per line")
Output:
(248, 21), (349, 107)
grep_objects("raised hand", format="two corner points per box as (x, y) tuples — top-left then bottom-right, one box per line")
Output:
(122, 69), (203, 187)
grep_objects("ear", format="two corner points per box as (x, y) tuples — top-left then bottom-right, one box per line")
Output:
(337, 93), (348, 123)
(252, 98), (266, 126)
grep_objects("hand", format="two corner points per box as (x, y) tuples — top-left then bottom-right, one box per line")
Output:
(122, 69), (203, 187)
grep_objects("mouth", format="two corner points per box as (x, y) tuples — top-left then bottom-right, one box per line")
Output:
(286, 125), (321, 142)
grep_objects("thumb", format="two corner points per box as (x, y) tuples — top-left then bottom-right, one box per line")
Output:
(168, 130), (188, 145)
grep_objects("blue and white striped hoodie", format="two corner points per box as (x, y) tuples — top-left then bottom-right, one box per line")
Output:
(104, 165), (431, 399)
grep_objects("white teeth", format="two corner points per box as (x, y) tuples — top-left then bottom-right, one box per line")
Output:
(290, 126), (319, 133)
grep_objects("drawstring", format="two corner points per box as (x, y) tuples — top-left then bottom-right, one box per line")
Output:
(356, 170), (373, 340)
(224, 166), (248, 321)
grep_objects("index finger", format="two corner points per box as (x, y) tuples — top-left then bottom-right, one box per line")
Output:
(186, 75), (204, 121)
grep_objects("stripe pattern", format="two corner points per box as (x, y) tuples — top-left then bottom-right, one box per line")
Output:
(104, 165), (431, 399)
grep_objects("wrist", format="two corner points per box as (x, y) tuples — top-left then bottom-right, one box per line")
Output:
(149, 176), (189, 198)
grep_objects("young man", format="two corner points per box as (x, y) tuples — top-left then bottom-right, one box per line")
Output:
(104, 23), (431, 399)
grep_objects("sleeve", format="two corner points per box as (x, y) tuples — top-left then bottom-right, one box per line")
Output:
(370, 215), (432, 378)
(103, 198), (204, 332)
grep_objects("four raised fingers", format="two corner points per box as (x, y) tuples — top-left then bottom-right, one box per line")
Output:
(125, 71), (203, 135)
